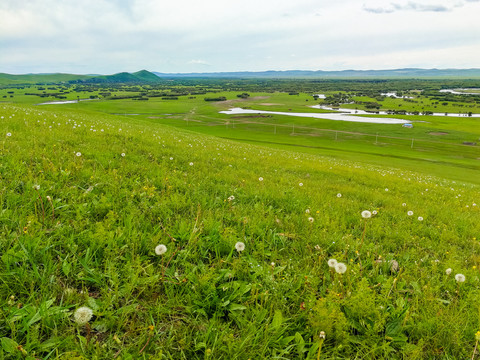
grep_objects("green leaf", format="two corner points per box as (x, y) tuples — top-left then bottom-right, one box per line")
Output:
(271, 309), (283, 328)
(228, 303), (246, 311)
(1, 337), (19, 353)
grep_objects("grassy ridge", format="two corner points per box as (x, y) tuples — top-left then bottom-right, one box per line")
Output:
(1, 103), (480, 358)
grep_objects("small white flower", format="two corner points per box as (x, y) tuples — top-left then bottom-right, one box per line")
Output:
(189, 162), (193, 166)
(6, 132), (11, 137)
(170, 157), (173, 160)
(46, 195), (51, 201)
(337, 193), (342, 198)
(155, 244), (167, 255)
(308, 217), (314, 223)
(402, 203), (407, 207)
(455, 273), (466, 283)
(327, 259), (338, 268)
(121, 153), (125, 157)
(418, 216), (423, 221)
(407, 211), (414, 216)
(299, 183), (303, 187)
(372, 210), (378, 215)
(385, 188), (389, 192)
(74, 306), (93, 325)
(235, 241), (245, 252)
(446, 268), (452, 275)
(361, 210), (371, 219)
(76, 152), (81, 157)
(271, 262), (275, 266)
(259, 177), (263, 181)
(335, 262), (347, 274)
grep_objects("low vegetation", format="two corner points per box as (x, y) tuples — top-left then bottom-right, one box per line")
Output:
(1, 100), (480, 359)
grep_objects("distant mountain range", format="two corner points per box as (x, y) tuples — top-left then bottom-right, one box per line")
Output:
(154, 68), (480, 78)
(2, 68), (480, 85)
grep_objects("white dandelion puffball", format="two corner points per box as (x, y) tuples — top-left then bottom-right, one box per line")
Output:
(6, 132), (11, 137)
(308, 217), (314, 223)
(228, 195), (235, 201)
(189, 162), (193, 166)
(33, 184), (40, 191)
(372, 210), (378, 215)
(361, 210), (372, 219)
(76, 152), (82, 157)
(446, 268), (452, 275)
(121, 153), (126, 157)
(170, 157), (173, 160)
(305, 209), (310, 214)
(327, 259), (338, 268)
(402, 203), (407, 207)
(337, 193), (342, 198)
(235, 241), (245, 252)
(418, 216), (423, 221)
(259, 177), (263, 181)
(385, 188), (389, 192)
(299, 183), (303, 187)
(407, 211), (414, 216)
(455, 273), (466, 283)
(155, 244), (167, 255)
(335, 262), (347, 274)
(74, 306), (93, 325)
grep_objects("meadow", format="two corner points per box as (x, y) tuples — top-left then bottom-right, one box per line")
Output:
(1, 80), (480, 359)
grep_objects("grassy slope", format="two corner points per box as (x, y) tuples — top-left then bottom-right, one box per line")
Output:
(1, 103), (480, 359)
(0, 73), (93, 85)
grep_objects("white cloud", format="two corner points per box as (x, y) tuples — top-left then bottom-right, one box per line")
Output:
(0, 0), (479, 73)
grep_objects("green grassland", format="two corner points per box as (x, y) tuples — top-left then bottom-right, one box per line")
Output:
(1, 81), (480, 358)
(1, 97), (480, 359)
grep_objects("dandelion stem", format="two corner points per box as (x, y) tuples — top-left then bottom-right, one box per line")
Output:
(360, 219), (367, 249)
(471, 339), (478, 360)
(317, 338), (325, 360)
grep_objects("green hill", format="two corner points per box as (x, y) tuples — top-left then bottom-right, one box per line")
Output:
(0, 103), (479, 359)
(81, 70), (161, 84)
(0, 72), (93, 85)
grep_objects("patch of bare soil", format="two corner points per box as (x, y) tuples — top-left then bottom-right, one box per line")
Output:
(429, 132), (449, 136)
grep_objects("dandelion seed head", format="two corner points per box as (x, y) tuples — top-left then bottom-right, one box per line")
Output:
(402, 203), (407, 207)
(235, 241), (245, 252)
(337, 193), (342, 198)
(299, 183), (303, 187)
(372, 210), (378, 215)
(308, 217), (314, 223)
(418, 216), (424, 221)
(259, 177), (263, 181)
(74, 306), (93, 325)
(327, 259), (337, 268)
(228, 195), (235, 201)
(335, 262), (347, 274)
(33, 184), (40, 190)
(305, 209), (310, 214)
(76, 152), (81, 157)
(121, 153), (125, 157)
(155, 244), (167, 255)
(407, 211), (414, 216)
(361, 210), (372, 219)
(455, 273), (466, 282)
(6, 132), (11, 137)
(189, 162), (193, 166)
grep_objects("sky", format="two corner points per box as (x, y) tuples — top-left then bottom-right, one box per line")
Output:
(1, 0), (479, 74)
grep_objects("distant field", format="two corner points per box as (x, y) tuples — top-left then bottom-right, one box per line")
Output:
(1, 83), (479, 184)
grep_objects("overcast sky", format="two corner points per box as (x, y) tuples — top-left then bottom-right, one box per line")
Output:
(1, 0), (479, 74)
